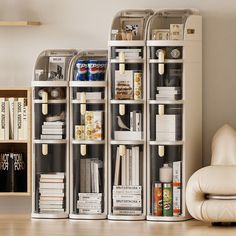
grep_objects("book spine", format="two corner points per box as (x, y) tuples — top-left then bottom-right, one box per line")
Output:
(121, 155), (126, 186)
(126, 149), (130, 186)
(113, 209), (141, 215)
(135, 146), (140, 185)
(0, 98), (5, 140)
(8, 97), (14, 139)
(113, 185), (142, 191)
(85, 159), (91, 193)
(130, 112), (133, 131)
(114, 147), (121, 186)
(4, 99), (9, 140)
(80, 159), (86, 193)
(13, 100), (18, 140)
(17, 98), (24, 140)
(22, 98), (28, 140)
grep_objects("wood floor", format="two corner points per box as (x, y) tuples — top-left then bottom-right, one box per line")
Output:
(0, 215), (236, 236)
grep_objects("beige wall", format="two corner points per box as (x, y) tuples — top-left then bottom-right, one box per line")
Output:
(0, 0), (236, 214)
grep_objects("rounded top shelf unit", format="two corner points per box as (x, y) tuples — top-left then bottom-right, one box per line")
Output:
(147, 9), (201, 42)
(32, 49), (78, 86)
(109, 9), (154, 42)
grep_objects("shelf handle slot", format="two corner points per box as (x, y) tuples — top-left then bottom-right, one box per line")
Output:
(81, 144), (86, 156)
(157, 49), (165, 75)
(80, 92), (86, 115)
(42, 144), (48, 156)
(41, 91), (48, 115)
(119, 104), (125, 116)
(119, 51), (125, 74)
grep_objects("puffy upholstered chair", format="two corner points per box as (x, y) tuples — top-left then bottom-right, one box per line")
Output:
(186, 124), (236, 222)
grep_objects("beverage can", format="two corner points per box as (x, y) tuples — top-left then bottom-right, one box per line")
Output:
(75, 60), (88, 81)
(88, 60), (99, 81)
(163, 183), (173, 216)
(153, 182), (163, 216)
(98, 60), (107, 81)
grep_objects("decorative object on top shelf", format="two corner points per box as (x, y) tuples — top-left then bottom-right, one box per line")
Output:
(146, 9), (202, 221)
(32, 49), (77, 219)
(110, 9), (153, 41)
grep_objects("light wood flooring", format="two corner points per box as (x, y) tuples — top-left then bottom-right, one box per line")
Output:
(1, 215), (236, 236)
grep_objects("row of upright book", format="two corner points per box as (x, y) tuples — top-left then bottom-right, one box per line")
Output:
(0, 97), (28, 140)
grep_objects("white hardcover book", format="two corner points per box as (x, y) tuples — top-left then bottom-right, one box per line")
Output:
(91, 160), (95, 193)
(136, 113), (142, 132)
(39, 182), (64, 189)
(39, 204), (63, 209)
(17, 98), (24, 140)
(126, 149), (130, 186)
(121, 155), (126, 186)
(129, 150), (132, 186)
(78, 193), (102, 199)
(22, 101), (28, 140)
(94, 161), (99, 193)
(40, 134), (63, 140)
(113, 209), (142, 215)
(131, 146), (136, 186)
(113, 194), (142, 200)
(157, 86), (181, 91)
(40, 178), (64, 183)
(8, 97), (15, 139)
(0, 98), (5, 140)
(130, 112), (134, 131)
(39, 188), (64, 193)
(39, 200), (63, 205)
(114, 147), (121, 186)
(173, 161), (182, 183)
(113, 185), (142, 191)
(40, 208), (64, 212)
(40, 173), (65, 179)
(79, 209), (102, 214)
(42, 125), (64, 129)
(135, 146), (140, 185)
(85, 159), (91, 193)
(42, 129), (64, 135)
(76, 92), (102, 100)
(4, 99), (9, 140)
(13, 100), (18, 140)
(40, 193), (64, 197)
(43, 121), (65, 126)
(114, 131), (142, 141)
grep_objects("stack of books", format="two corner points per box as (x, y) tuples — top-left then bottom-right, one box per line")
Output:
(156, 87), (181, 101)
(40, 121), (65, 140)
(77, 193), (103, 215)
(39, 172), (65, 213)
(113, 186), (142, 216)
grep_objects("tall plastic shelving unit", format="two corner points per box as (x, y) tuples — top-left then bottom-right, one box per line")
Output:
(146, 9), (202, 221)
(69, 50), (108, 219)
(31, 49), (77, 218)
(107, 9), (153, 220)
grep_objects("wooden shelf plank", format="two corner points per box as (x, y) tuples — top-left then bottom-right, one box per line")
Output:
(0, 192), (31, 196)
(0, 21), (41, 26)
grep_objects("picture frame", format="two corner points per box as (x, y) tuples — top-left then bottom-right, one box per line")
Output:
(120, 17), (144, 40)
(152, 29), (170, 40)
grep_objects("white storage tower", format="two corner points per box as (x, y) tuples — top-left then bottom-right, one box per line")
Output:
(107, 9), (154, 220)
(146, 9), (202, 221)
(31, 49), (77, 218)
(69, 50), (108, 219)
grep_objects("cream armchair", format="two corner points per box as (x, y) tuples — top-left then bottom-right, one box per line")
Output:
(186, 124), (236, 222)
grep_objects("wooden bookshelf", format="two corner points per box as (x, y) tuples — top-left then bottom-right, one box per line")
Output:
(0, 88), (31, 196)
(0, 21), (40, 26)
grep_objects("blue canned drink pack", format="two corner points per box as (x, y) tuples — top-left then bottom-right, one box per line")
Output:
(74, 60), (88, 81)
(88, 60), (100, 81)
